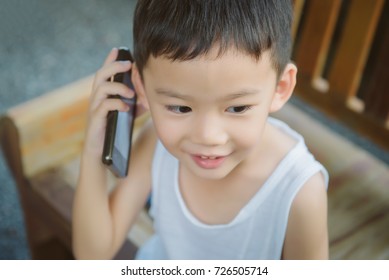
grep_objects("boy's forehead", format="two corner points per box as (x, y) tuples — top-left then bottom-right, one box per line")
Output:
(141, 49), (278, 93)
(143, 48), (274, 74)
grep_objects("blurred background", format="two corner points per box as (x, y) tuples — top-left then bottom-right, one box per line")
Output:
(0, 0), (388, 259)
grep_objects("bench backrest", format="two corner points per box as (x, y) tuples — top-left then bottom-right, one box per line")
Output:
(0, 76), (92, 178)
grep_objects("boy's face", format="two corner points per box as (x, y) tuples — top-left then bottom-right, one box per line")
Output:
(134, 48), (295, 180)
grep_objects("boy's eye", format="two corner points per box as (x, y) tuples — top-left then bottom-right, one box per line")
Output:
(226, 105), (252, 114)
(166, 105), (192, 114)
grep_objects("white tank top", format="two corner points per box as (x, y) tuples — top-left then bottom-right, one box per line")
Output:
(136, 117), (329, 259)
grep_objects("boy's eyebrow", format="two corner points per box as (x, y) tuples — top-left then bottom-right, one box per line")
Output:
(155, 89), (194, 101)
(155, 88), (261, 100)
(224, 89), (261, 100)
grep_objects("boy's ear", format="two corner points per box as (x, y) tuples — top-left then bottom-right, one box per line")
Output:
(131, 63), (150, 110)
(269, 63), (297, 113)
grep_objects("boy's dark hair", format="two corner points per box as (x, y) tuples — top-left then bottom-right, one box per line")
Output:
(133, 0), (293, 78)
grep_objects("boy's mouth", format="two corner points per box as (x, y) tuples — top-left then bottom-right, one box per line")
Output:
(191, 154), (227, 169)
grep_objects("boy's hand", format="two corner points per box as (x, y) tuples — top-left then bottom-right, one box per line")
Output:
(74, 48), (154, 260)
(83, 48), (137, 158)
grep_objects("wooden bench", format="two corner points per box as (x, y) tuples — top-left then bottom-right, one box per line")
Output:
(0, 76), (153, 259)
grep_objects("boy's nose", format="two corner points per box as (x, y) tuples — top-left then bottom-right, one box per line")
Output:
(191, 115), (228, 147)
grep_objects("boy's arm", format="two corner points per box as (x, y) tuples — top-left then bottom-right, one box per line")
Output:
(72, 48), (156, 260)
(282, 172), (329, 260)
(73, 119), (156, 259)
(107, 119), (156, 255)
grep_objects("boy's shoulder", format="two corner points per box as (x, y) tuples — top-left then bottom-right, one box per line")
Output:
(266, 118), (298, 154)
(261, 117), (327, 185)
(259, 118), (299, 173)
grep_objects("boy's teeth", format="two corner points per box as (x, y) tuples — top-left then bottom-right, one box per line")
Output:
(200, 156), (217, 159)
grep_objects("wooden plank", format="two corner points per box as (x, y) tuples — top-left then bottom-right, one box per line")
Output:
(328, 0), (384, 101)
(6, 76), (93, 176)
(363, 3), (389, 123)
(20, 116), (86, 157)
(23, 130), (85, 177)
(8, 76), (93, 129)
(17, 102), (88, 165)
(292, 0), (305, 42)
(18, 100), (88, 176)
(294, 0), (341, 79)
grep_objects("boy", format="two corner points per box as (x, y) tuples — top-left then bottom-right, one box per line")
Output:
(73, 0), (329, 259)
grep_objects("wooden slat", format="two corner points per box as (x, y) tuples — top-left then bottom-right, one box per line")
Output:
(7, 76), (93, 176)
(20, 114), (86, 157)
(294, 0), (341, 79)
(328, 0), (384, 101)
(8, 76), (92, 129)
(23, 130), (86, 177)
(363, 3), (389, 123)
(291, 0), (305, 42)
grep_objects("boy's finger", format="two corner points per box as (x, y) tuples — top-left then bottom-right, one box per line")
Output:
(102, 47), (119, 66)
(90, 81), (134, 111)
(92, 60), (132, 91)
(93, 99), (129, 120)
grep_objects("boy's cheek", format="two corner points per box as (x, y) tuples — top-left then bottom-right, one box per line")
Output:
(151, 117), (179, 143)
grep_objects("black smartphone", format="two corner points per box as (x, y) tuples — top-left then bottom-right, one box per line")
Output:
(102, 47), (137, 177)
